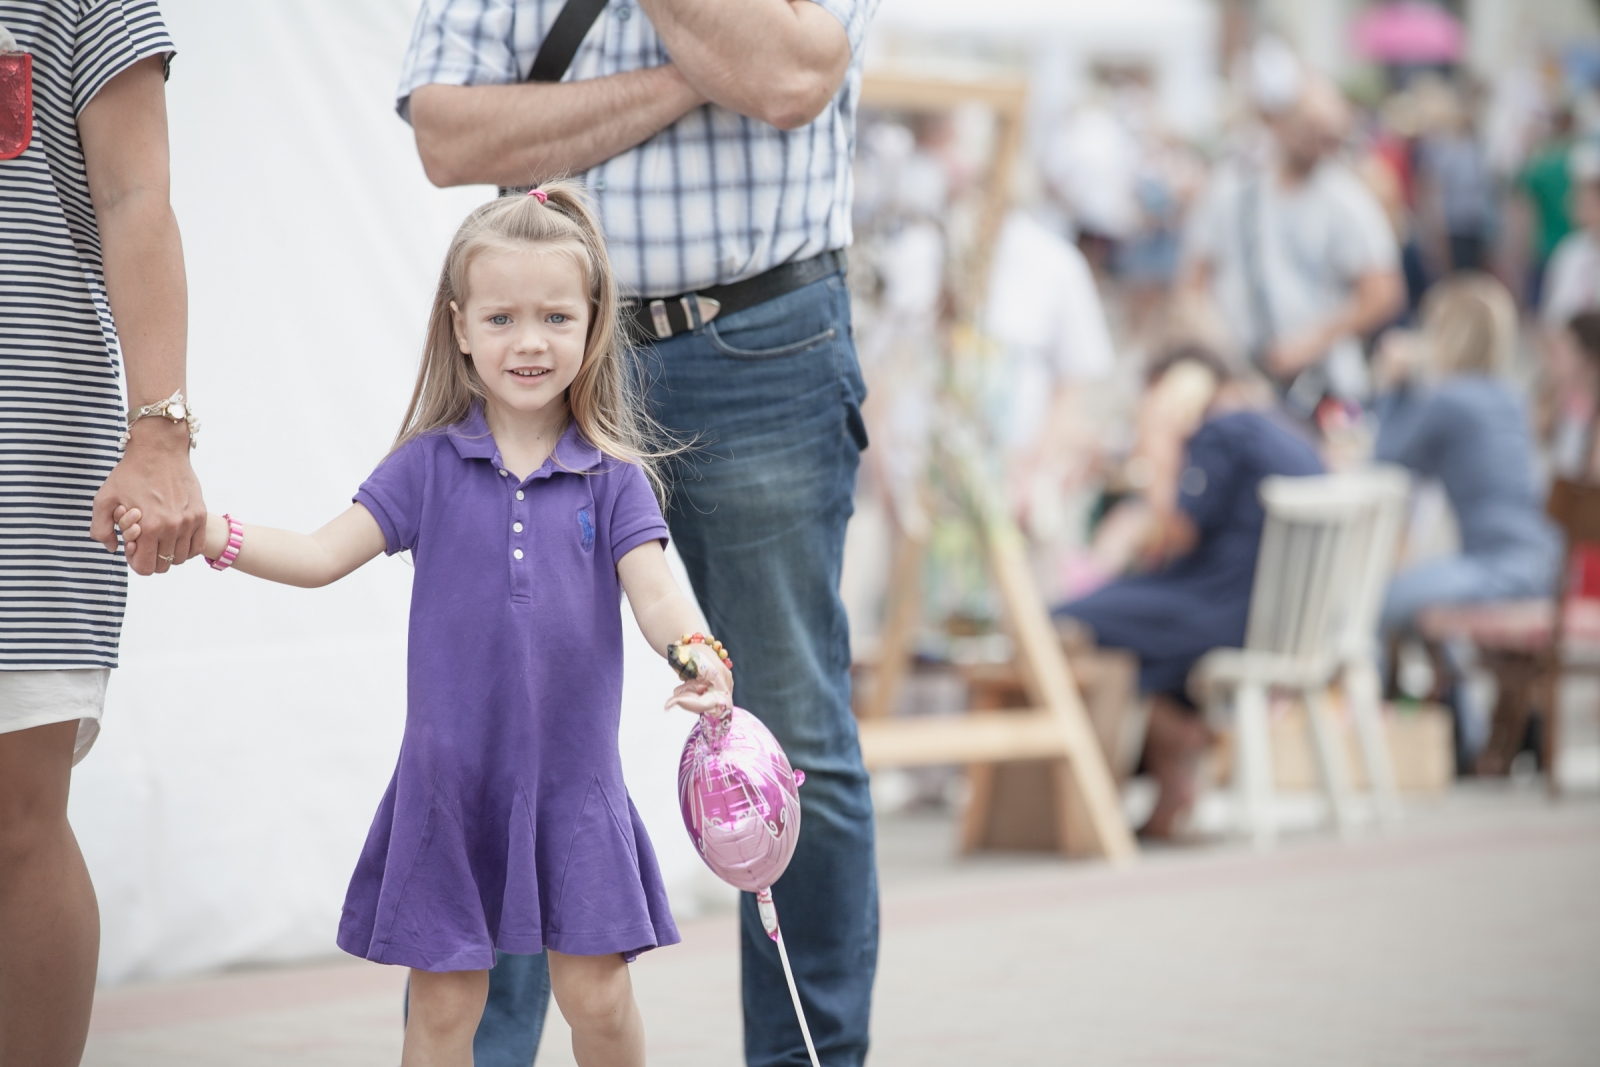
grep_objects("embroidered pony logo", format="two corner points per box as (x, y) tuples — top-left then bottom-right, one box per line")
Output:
(577, 507), (595, 551)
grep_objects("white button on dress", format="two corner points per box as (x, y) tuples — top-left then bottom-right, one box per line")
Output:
(516, 490), (525, 500)
(513, 522), (523, 533)
(513, 549), (524, 560)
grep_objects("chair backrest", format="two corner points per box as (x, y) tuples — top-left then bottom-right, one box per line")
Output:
(1244, 469), (1408, 668)
(1336, 466), (1410, 660)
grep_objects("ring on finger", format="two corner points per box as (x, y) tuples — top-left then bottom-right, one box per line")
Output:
(158, 553), (175, 564)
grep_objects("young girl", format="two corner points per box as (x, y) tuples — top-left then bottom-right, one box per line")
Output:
(118, 183), (730, 1067)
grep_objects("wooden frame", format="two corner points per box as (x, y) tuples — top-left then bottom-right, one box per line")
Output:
(851, 73), (1136, 863)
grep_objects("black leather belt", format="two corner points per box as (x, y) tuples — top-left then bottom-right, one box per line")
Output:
(622, 249), (846, 342)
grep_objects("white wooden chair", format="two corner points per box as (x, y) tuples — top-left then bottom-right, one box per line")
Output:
(1192, 467), (1409, 847)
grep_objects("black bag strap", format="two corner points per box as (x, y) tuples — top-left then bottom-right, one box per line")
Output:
(526, 0), (610, 82)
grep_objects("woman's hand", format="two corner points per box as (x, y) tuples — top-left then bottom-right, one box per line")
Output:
(1372, 327), (1423, 391)
(92, 424), (207, 574)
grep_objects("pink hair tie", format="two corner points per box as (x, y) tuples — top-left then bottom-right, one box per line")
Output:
(528, 188), (547, 203)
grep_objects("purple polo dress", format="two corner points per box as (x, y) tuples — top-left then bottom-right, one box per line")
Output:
(336, 408), (680, 971)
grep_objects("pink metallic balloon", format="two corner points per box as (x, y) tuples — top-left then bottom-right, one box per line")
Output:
(677, 706), (805, 894)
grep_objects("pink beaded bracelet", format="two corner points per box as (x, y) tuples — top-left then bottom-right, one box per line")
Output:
(206, 513), (243, 571)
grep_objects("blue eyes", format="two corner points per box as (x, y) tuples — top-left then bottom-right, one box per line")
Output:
(486, 313), (570, 325)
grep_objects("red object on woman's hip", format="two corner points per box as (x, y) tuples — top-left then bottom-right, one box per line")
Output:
(0, 52), (34, 160)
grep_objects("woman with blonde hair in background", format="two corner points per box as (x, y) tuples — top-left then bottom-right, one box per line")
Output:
(1372, 273), (1561, 638)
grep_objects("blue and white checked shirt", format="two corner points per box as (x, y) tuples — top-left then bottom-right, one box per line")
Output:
(397, 0), (877, 298)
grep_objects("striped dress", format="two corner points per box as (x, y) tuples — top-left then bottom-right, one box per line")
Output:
(0, 0), (173, 669)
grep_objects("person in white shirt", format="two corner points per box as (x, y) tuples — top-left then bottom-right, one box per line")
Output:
(1541, 149), (1600, 331)
(983, 210), (1117, 524)
(1181, 77), (1405, 415)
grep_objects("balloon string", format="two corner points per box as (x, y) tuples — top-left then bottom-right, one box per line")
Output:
(758, 889), (820, 1067)
(774, 928), (821, 1067)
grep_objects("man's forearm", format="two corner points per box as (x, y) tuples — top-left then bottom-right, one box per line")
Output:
(410, 66), (703, 188)
(637, 0), (849, 129)
(1324, 269), (1406, 346)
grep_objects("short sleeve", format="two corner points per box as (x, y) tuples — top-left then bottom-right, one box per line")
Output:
(806, 0), (878, 53)
(1541, 236), (1595, 327)
(606, 462), (669, 565)
(395, 0), (521, 122)
(1176, 421), (1243, 536)
(1327, 173), (1400, 279)
(354, 440), (430, 555)
(72, 0), (175, 117)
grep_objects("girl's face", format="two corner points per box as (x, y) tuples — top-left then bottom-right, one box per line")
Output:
(452, 245), (590, 422)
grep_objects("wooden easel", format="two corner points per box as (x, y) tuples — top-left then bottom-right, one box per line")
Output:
(852, 74), (1136, 863)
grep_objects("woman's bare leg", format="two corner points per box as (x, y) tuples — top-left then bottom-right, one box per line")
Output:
(0, 720), (99, 1067)
(1139, 696), (1212, 840)
(548, 950), (644, 1067)
(403, 968), (488, 1067)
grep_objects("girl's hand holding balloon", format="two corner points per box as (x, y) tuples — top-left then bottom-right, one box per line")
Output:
(663, 634), (733, 717)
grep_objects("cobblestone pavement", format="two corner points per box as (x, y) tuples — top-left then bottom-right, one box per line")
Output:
(82, 784), (1600, 1067)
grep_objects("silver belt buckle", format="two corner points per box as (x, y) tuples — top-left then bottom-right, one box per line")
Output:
(646, 294), (722, 339)
(648, 299), (672, 339)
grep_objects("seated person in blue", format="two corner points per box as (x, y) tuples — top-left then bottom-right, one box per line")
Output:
(1056, 346), (1324, 839)
(1371, 274), (1561, 634)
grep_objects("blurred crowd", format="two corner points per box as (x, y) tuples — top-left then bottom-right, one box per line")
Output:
(848, 22), (1600, 834)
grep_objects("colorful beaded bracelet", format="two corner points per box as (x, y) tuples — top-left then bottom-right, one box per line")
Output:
(666, 631), (733, 681)
(206, 513), (244, 571)
(681, 631), (732, 671)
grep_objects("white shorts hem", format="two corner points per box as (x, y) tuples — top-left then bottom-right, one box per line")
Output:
(0, 669), (110, 764)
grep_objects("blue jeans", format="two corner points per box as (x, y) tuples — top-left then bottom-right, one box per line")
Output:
(471, 272), (878, 1065)
(651, 273), (878, 1067)
(1382, 548), (1560, 634)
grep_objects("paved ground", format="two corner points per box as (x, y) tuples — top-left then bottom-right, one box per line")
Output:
(83, 783), (1600, 1067)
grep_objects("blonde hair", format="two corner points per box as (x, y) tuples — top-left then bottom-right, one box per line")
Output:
(395, 181), (670, 493)
(1421, 272), (1518, 377)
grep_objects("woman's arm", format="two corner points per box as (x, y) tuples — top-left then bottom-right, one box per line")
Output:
(81, 55), (207, 575)
(116, 503), (386, 588)
(616, 541), (732, 710)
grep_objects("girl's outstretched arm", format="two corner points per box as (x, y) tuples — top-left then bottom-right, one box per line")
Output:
(116, 504), (386, 588)
(616, 541), (732, 712)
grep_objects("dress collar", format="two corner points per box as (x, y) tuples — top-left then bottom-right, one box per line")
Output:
(446, 405), (605, 476)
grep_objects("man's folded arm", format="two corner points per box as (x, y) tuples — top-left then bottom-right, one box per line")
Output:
(637, 0), (852, 131)
(409, 65), (704, 188)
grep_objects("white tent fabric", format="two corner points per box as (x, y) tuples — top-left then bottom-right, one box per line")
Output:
(67, 0), (722, 986)
(868, 0), (1218, 137)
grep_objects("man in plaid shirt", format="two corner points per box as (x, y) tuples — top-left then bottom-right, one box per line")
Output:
(397, 1), (880, 1063)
